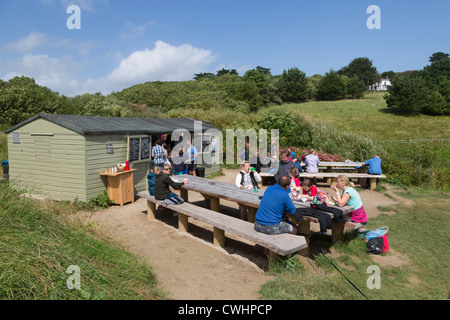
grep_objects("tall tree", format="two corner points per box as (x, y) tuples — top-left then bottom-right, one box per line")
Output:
(339, 57), (378, 86)
(429, 52), (449, 64)
(316, 70), (346, 101)
(278, 67), (310, 102)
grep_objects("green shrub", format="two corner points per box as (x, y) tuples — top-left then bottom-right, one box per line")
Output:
(88, 191), (113, 208)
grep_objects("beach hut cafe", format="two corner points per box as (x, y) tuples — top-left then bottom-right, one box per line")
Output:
(4, 113), (220, 203)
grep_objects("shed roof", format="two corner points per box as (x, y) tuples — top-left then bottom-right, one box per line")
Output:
(4, 113), (219, 135)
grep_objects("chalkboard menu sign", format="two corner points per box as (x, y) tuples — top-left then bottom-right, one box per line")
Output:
(129, 138), (140, 162)
(141, 137), (150, 160)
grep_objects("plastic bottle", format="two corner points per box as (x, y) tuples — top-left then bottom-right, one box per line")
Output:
(313, 196), (317, 204)
(254, 187), (258, 193)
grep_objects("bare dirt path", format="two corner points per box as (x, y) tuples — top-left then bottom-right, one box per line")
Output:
(77, 169), (409, 300)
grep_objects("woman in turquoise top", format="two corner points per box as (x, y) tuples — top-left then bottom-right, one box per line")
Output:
(331, 175), (368, 232)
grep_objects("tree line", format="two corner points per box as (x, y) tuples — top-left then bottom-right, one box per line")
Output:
(1, 53), (448, 128)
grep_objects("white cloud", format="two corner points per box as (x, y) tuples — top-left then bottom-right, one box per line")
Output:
(2, 41), (216, 96)
(4, 32), (49, 53)
(3, 54), (81, 96)
(92, 40), (216, 93)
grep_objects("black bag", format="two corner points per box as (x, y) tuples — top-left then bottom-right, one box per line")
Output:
(366, 237), (384, 254)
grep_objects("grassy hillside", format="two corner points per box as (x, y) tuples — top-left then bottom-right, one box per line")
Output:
(270, 92), (449, 190)
(0, 182), (168, 300)
(278, 92), (449, 141)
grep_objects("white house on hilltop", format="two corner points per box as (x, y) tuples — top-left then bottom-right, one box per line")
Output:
(369, 77), (392, 91)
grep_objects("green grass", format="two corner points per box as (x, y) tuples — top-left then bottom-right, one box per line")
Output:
(0, 181), (168, 300)
(260, 92), (449, 191)
(260, 186), (450, 300)
(278, 92), (450, 141)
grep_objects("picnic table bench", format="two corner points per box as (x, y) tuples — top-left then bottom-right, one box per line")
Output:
(176, 175), (355, 244)
(259, 171), (386, 190)
(137, 191), (309, 261)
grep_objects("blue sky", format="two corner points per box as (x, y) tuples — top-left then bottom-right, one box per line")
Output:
(0, 0), (449, 96)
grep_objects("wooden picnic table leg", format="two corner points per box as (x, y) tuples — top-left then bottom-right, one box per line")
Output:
(268, 250), (279, 263)
(331, 221), (346, 244)
(297, 220), (310, 239)
(247, 207), (257, 223)
(330, 177), (337, 188)
(201, 193), (211, 209)
(147, 200), (156, 220)
(369, 178), (377, 190)
(210, 197), (220, 212)
(213, 227), (225, 248)
(178, 213), (189, 232)
(180, 188), (189, 203)
(358, 166), (366, 188)
(326, 166), (332, 185)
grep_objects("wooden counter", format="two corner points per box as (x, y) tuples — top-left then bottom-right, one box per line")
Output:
(100, 169), (137, 206)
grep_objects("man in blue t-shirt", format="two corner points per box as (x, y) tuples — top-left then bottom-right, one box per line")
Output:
(185, 139), (198, 176)
(363, 155), (382, 188)
(254, 176), (298, 235)
(364, 155), (382, 174)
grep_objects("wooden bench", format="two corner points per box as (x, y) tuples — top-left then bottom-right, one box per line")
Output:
(299, 172), (386, 190)
(137, 191), (309, 261)
(260, 172), (385, 190)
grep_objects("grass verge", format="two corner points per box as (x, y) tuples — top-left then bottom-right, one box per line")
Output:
(0, 181), (168, 300)
(259, 186), (449, 300)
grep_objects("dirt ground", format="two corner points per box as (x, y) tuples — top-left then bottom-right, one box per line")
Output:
(77, 169), (413, 300)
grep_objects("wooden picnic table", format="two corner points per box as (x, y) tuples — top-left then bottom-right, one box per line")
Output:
(174, 174), (354, 243)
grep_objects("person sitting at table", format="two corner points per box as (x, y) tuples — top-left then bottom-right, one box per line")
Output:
(300, 178), (328, 202)
(305, 148), (320, 173)
(289, 167), (301, 198)
(235, 161), (262, 190)
(291, 155), (303, 172)
(274, 149), (296, 182)
(363, 155), (382, 188)
(330, 175), (368, 232)
(155, 164), (187, 206)
(254, 176), (298, 235)
(235, 161), (262, 219)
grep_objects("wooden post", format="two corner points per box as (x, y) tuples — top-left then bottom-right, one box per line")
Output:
(358, 166), (366, 188)
(330, 177), (337, 188)
(326, 166), (332, 185)
(178, 213), (189, 232)
(268, 250), (279, 263)
(331, 222), (346, 244)
(210, 197), (220, 212)
(213, 227), (225, 248)
(147, 200), (156, 220)
(247, 207), (257, 223)
(201, 193), (211, 208)
(370, 178), (377, 190)
(297, 220), (310, 238)
(180, 188), (189, 203)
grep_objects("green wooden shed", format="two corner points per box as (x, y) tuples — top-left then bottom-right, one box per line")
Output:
(4, 113), (220, 202)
